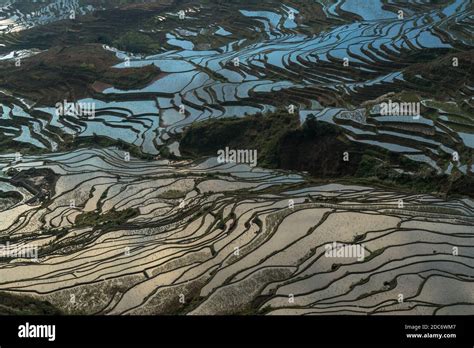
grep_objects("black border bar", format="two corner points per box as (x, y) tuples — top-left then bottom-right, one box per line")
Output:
(0, 315), (473, 346)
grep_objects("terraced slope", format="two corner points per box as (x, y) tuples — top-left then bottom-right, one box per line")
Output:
(1, 0), (472, 171)
(0, 149), (473, 314)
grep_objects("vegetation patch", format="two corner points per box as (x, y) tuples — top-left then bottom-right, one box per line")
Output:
(180, 111), (473, 197)
(0, 292), (62, 315)
(0, 44), (161, 105)
(75, 208), (139, 229)
(158, 190), (187, 199)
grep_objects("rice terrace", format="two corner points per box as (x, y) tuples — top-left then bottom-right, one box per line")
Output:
(0, 0), (473, 320)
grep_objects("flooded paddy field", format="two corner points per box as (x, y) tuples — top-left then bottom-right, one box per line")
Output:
(0, 0), (473, 315)
(0, 148), (473, 315)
